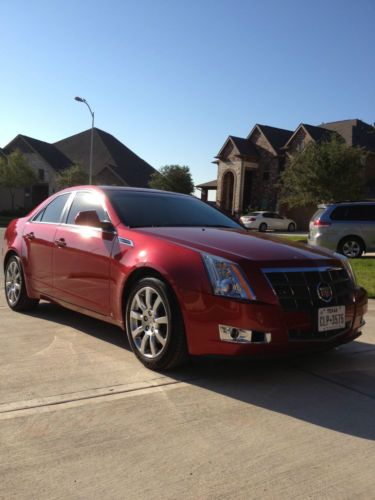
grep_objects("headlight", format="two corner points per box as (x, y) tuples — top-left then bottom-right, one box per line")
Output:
(202, 253), (256, 300)
(334, 253), (357, 286)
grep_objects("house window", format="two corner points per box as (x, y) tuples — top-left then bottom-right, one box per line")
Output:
(38, 169), (45, 181)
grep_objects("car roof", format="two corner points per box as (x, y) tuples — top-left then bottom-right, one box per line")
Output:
(58, 185), (193, 199)
(318, 200), (375, 208)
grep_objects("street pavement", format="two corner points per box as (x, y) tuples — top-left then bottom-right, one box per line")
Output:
(1, 228), (375, 499)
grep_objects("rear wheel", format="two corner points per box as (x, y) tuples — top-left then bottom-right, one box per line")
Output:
(4, 256), (39, 311)
(259, 223), (267, 232)
(288, 222), (296, 232)
(338, 237), (364, 258)
(125, 277), (188, 370)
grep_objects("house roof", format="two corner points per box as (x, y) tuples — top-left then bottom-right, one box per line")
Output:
(5, 134), (72, 170)
(215, 135), (258, 160)
(283, 123), (334, 149)
(229, 136), (259, 158)
(54, 128), (156, 187)
(196, 179), (218, 189)
(254, 125), (294, 152)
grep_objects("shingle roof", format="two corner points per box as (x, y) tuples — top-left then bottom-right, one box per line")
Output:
(5, 135), (72, 170)
(302, 124), (333, 142)
(229, 136), (259, 158)
(196, 179), (217, 189)
(54, 128), (156, 187)
(252, 125), (294, 152)
(216, 135), (258, 159)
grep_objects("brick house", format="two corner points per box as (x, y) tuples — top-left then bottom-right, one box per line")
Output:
(0, 128), (156, 211)
(203, 119), (375, 227)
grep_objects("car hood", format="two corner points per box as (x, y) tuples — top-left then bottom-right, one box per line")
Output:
(133, 227), (335, 265)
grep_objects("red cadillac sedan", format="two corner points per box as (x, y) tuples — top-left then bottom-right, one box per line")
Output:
(2, 186), (367, 370)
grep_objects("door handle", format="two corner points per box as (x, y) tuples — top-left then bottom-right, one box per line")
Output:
(25, 232), (35, 240)
(55, 238), (67, 248)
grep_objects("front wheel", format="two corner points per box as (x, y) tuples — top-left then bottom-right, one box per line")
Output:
(259, 223), (267, 232)
(4, 255), (39, 311)
(125, 277), (188, 370)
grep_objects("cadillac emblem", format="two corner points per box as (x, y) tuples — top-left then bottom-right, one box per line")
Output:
(317, 282), (333, 303)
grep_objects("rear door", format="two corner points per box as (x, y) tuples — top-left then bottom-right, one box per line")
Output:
(53, 191), (116, 315)
(22, 193), (72, 295)
(272, 213), (285, 230)
(357, 204), (375, 251)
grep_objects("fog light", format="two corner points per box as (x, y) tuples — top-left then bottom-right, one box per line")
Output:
(219, 325), (272, 344)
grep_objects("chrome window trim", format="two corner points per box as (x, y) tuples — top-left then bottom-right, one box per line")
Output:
(29, 190), (116, 233)
(29, 192), (74, 224)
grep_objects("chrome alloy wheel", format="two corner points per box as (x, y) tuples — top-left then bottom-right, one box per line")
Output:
(129, 286), (169, 358)
(342, 240), (361, 258)
(5, 260), (22, 306)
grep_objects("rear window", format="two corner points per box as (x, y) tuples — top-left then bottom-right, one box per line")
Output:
(331, 204), (375, 221)
(311, 208), (325, 221)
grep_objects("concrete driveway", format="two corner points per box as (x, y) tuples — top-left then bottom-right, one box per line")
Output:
(1, 228), (375, 499)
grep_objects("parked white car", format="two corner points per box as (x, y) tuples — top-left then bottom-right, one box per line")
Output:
(240, 211), (297, 232)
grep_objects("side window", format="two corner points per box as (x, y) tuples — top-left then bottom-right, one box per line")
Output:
(39, 194), (71, 223)
(347, 205), (370, 221)
(264, 212), (273, 218)
(66, 191), (108, 225)
(32, 209), (45, 222)
(330, 206), (349, 220)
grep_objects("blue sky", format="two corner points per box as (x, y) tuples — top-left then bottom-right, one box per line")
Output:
(1, 0), (374, 191)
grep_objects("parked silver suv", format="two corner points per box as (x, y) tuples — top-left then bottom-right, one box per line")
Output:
(308, 202), (375, 258)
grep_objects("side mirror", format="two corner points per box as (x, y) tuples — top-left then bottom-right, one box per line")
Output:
(74, 210), (102, 228)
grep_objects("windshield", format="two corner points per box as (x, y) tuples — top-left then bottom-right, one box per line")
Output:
(107, 190), (242, 229)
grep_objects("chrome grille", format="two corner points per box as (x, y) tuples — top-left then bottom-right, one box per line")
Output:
(263, 267), (353, 312)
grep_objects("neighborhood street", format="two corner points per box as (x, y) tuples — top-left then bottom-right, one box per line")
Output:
(1, 228), (375, 499)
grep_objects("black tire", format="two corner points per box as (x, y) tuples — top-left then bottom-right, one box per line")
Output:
(4, 255), (39, 311)
(337, 237), (364, 258)
(259, 223), (267, 232)
(125, 277), (188, 371)
(288, 223), (296, 232)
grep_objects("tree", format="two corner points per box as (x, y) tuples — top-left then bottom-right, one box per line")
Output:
(148, 165), (194, 195)
(0, 150), (37, 211)
(56, 163), (88, 189)
(279, 137), (365, 207)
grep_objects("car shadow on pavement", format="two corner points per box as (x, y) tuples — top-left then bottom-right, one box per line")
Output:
(22, 301), (375, 441)
(25, 301), (131, 350)
(171, 347), (375, 441)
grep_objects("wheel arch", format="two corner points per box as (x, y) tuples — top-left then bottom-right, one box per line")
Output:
(3, 249), (19, 272)
(337, 234), (366, 253)
(121, 266), (180, 322)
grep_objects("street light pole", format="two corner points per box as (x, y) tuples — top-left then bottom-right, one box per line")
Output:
(74, 96), (94, 184)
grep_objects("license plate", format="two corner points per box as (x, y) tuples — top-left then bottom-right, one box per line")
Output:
(318, 306), (345, 332)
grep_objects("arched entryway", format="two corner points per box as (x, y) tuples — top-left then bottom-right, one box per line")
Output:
(221, 170), (235, 213)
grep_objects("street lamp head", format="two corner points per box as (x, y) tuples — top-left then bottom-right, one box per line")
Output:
(74, 96), (84, 102)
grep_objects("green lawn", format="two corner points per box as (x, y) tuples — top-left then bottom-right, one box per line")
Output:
(275, 234), (375, 298)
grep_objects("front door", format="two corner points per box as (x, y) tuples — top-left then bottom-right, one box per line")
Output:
(52, 191), (115, 315)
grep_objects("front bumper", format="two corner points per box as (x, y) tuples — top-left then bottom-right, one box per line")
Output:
(181, 287), (368, 357)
